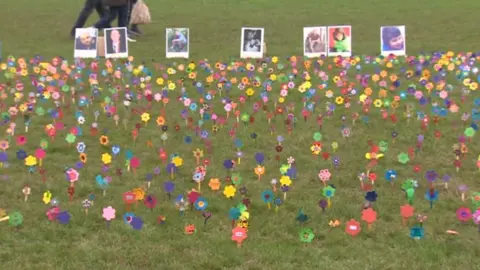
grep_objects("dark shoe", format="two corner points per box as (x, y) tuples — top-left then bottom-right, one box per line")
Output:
(128, 30), (139, 37)
(130, 25), (143, 35)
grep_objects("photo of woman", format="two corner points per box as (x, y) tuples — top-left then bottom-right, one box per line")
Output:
(240, 28), (264, 58)
(327, 26), (352, 57)
(303, 27), (327, 57)
(381, 26), (406, 56)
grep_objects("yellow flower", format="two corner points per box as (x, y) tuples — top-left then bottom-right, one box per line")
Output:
(303, 81), (312, 89)
(167, 68), (176, 75)
(335, 96), (344, 105)
(101, 153), (112, 164)
(470, 82), (478, 91)
(168, 82), (176, 91)
(359, 94), (367, 103)
(172, 156), (183, 167)
(25, 155), (37, 166)
(241, 210), (250, 220)
(188, 62), (196, 70)
(132, 188), (145, 201)
(269, 74), (277, 81)
(325, 90), (333, 98)
(372, 74), (380, 82)
(43, 191), (52, 204)
(280, 175), (292, 186)
(192, 148), (204, 158)
(223, 185), (236, 198)
(141, 112), (150, 123)
(246, 88), (255, 96)
(278, 97), (285, 103)
(298, 85), (306, 93)
(271, 56), (278, 63)
(156, 78), (164, 85)
(373, 99), (383, 108)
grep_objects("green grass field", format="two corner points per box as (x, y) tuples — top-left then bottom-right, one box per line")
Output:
(1, 0), (480, 269)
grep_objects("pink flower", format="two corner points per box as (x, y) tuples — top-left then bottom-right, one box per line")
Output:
(102, 206), (116, 221)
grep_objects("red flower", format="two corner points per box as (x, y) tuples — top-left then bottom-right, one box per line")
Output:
(413, 164), (421, 173)
(345, 219), (361, 237)
(368, 172), (377, 182)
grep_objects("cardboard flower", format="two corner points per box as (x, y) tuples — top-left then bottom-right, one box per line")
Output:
(223, 185), (236, 198)
(299, 228), (315, 243)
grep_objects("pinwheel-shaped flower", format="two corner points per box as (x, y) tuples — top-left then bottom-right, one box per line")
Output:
(310, 142), (322, 155)
(299, 228), (315, 243)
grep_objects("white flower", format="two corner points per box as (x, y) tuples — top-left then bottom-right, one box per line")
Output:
(77, 116), (85, 125)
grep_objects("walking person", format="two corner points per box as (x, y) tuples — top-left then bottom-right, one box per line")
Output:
(70, 0), (109, 37)
(127, 0), (143, 35)
(94, 0), (136, 41)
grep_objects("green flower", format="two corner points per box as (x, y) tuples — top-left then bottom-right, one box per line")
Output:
(65, 133), (76, 144)
(397, 153), (409, 164)
(299, 228), (315, 243)
(378, 141), (388, 153)
(464, 127), (475, 138)
(8, 212), (23, 227)
(322, 186), (336, 198)
(279, 164), (289, 175)
(231, 173), (243, 186)
(240, 113), (249, 122)
(313, 132), (322, 141)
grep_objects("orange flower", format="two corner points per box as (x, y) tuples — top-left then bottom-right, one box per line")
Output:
(156, 116), (165, 126)
(208, 178), (221, 191)
(99, 135), (109, 146)
(185, 224), (196, 235)
(80, 153), (87, 163)
(254, 165), (265, 176)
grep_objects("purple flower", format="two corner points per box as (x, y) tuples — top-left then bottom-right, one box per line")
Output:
(0, 152), (8, 162)
(102, 165), (109, 172)
(254, 152), (265, 164)
(75, 162), (84, 169)
(164, 181), (175, 193)
(57, 211), (71, 224)
(145, 173), (153, 182)
(281, 185), (290, 192)
(442, 174), (451, 182)
(153, 167), (161, 175)
(425, 170), (438, 182)
(223, 159), (234, 169)
(417, 134), (424, 142)
(318, 199), (328, 209)
(457, 184), (468, 193)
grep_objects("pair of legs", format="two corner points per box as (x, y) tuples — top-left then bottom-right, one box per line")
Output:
(70, 0), (109, 36)
(171, 40), (186, 51)
(94, 0), (142, 34)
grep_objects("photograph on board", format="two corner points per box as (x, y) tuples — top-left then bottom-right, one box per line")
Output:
(74, 28), (98, 58)
(303, 27), (327, 57)
(104, 27), (128, 59)
(240, 27), (264, 59)
(166, 28), (189, 58)
(327, 25), (352, 57)
(381, 26), (406, 56)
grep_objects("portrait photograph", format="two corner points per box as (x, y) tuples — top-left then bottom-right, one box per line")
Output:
(166, 28), (189, 58)
(240, 27), (264, 59)
(327, 25), (352, 57)
(74, 28), (98, 59)
(104, 27), (128, 59)
(381, 25), (406, 56)
(303, 27), (327, 58)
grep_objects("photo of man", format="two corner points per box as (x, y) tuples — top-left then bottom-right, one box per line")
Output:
(105, 27), (128, 57)
(166, 28), (188, 53)
(74, 28), (98, 58)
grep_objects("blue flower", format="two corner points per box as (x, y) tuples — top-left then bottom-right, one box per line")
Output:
(184, 136), (192, 144)
(111, 145), (121, 156)
(410, 226), (424, 240)
(194, 197), (208, 211)
(384, 170), (397, 182)
(261, 190), (274, 203)
(123, 212), (135, 224)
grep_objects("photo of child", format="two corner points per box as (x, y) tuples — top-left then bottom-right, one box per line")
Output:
(381, 26), (406, 56)
(328, 26), (351, 56)
(240, 27), (264, 59)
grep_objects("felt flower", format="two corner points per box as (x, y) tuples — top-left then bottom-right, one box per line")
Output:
(223, 185), (236, 198)
(299, 228), (315, 243)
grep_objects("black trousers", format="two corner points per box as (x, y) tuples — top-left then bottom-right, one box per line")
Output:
(94, 4), (129, 28)
(71, 0), (108, 35)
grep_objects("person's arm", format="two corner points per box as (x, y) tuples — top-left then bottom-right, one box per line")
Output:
(308, 37), (314, 52)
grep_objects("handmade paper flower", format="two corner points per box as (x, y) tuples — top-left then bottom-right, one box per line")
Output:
(254, 165), (265, 176)
(299, 228), (315, 243)
(322, 186), (336, 198)
(318, 169), (331, 182)
(231, 173), (243, 185)
(223, 185), (236, 198)
(279, 175), (292, 186)
(99, 135), (109, 146)
(261, 190), (274, 203)
(172, 156), (183, 167)
(397, 153), (410, 164)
